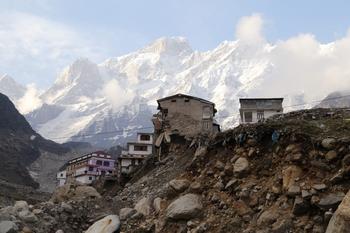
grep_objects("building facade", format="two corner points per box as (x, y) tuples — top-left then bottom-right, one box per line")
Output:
(239, 98), (284, 124)
(118, 132), (153, 175)
(152, 93), (219, 138)
(57, 151), (116, 186)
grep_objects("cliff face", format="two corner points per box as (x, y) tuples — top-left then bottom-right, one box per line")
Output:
(0, 93), (69, 188)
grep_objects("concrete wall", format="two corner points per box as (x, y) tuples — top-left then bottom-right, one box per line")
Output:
(137, 134), (153, 144)
(241, 109), (281, 123)
(76, 175), (95, 184)
(128, 144), (153, 155)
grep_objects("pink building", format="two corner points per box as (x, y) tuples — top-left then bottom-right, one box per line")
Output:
(58, 151), (116, 186)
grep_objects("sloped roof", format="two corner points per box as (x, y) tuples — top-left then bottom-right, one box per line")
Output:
(157, 93), (215, 106)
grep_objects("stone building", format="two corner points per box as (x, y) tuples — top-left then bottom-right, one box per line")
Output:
(152, 93), (219, 139)
(239, 98), (283, 124)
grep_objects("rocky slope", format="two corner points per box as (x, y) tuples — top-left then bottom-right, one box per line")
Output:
(2, 108), (350, 232)
(0, 93), (87, 193)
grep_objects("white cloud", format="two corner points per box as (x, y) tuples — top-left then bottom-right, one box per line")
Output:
(17, 84), (43, 114)
(235, 13), (264, 44)
(238, 16), (350, 107)
(0, 11), (106, 87)
(102, 79), (135, 109)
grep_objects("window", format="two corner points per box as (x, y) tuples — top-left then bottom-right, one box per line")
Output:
(202, 106), (212, 119)
(89, 177), (92, 180)
(60, 173), (63, 177)
(88, 167), (93, 171)
(103, 161), (110, 166)
(244, 112), (253, 123)
(134, 145), (148, 151)
(140, 134), (150, 141)
(257, 111), (264, 120)
(163, 108), (168, 117)
(171, 99), (176, 102)
(184, 98), (190, 103)
(96, 160), (102, 165)
(202, 120), (211, 130)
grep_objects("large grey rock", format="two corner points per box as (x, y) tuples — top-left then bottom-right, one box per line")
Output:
(318, 193), (345, 210)
(13, 201), (29, 213)
(326, 190), (350, 233)
(166, 194), (203, 220)
(168, 179), (190, 192)
(51, 184), (101, 202)
(322, 138), (337, 150)
(85, 215), (120, 233)
(119, 208), (136, 221)
(18, 210), (38, 223)
(134, 197), (153, 217)
(0, 221), (18, 233)
(233, 157), (249, 173)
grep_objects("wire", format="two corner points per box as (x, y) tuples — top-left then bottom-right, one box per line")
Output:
(49, 126), (154, 140)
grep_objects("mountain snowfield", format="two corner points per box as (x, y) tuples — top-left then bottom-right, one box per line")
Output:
(0, 36), (338, 147)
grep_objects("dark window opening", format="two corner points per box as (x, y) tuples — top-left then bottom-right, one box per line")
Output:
(88, 167), (93, 171)
(103, 161), (110, 166)
(140, 134), (151, 141)
(184, 98), (190, 102)
(171, 99), (176, 102)
(134, 145), (148, 151)
(96, 160), (102, 165)
(60, 173), (63, 177)
(244, 112), (253, 123)
(257, 111), (264, 120)
(89, 177), (92, 180)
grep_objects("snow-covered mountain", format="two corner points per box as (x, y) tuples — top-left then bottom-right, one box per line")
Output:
(0, 74), (26, 102)
(3, 37), (313, 147)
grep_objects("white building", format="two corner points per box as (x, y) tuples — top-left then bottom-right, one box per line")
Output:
(57, 170), (67, 186)
(119, 132), (153, 175)
(239, 98), (284, 124)
(57, 151), (116, 186)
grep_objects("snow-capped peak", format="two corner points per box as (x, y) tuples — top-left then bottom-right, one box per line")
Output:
(141, 36), (193, 56)
(0, 74), (26, 102)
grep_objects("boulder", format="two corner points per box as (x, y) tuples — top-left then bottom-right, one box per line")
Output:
(257, 208), (279, 225)
(13, 201), (29, 212)
(85, 215), (120, 233)
(0, 221), (18, 233)
(165, 194), (203, 220)
(282, 165), (302, 190)
(326, 191), (350, 232)
(18, 210), (38, 223)
(287, 185), (301, 196)
(233, 157), (249, 173)
(134, 197), (153, 217)
(168, 179), (190, 192)
(318, 193), (345, 210)
(312, 184), (327, 191)
(325, 150), (338, 161)
(232, 200), (252, 216)
(51, 184), (101, 202)
(215, 161), (225, 171)
(119, 208), (136, 221)
(322, 138), (337, 150)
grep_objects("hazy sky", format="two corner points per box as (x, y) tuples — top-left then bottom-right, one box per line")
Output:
(1, 0), (350, 87)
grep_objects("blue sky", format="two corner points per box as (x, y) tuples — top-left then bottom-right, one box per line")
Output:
(1, 0), (350, 87)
